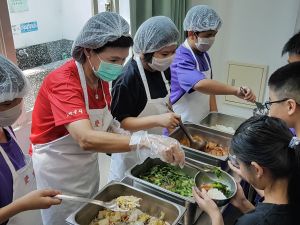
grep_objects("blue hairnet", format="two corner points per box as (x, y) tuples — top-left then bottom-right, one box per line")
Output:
(72, 12), (131, 63)
(183, 5), (222, 32)
(133, 16), (179, 54)
(0, 55), (29, 102)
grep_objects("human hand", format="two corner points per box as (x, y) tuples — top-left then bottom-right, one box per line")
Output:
(157, 113), (181, 130)
(130, 131), (185, 167)
(16, 189), (62, 211)
(228, 161), (242, 177)
(236, 86), (256, 102)
(192, 187), (221, 219)
(230, 183), (255, 213)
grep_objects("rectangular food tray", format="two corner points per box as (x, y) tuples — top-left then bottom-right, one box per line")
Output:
(169, 123), (231, 168)
(66, 181), (185, 225)
(199, 112), (247, 135)
(126, 158), (208, 225)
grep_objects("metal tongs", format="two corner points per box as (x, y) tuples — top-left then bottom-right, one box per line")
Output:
(185, 158), (217, 173)
(166, 102), (206, 151)
(55, 194), (128, 212)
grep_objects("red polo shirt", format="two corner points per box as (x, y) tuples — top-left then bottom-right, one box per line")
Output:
(30, 60), (111, 153)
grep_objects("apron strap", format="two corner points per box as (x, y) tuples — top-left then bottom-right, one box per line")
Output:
(161, 71), (170, 95)
(99, 79), (109, 108)
(183, 39), (200, 71)
(0, 128), (19, 177)
(76, 61), (90, 112)
(203, 52), (213, 79)
(135, 56), (152, 100)
(183, 39), (212, 79)
(136, 55), (170, 100)
(75, 61), (110, 110)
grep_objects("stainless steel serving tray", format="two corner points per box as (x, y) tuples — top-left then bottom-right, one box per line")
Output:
(66, 182), (185, 225)
(199, 112), (247, 135)
(126, 158), (205, 225)
(169, 123), (231, 168)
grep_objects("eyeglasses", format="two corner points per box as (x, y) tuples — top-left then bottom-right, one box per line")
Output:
(264, 98), (289, 110)
(264, 98), (300, 110)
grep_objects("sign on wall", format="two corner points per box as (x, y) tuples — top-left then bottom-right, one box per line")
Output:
(20, 21), (38, 33)
(12, 21), (38, 35)
(8, 0), (29, 13)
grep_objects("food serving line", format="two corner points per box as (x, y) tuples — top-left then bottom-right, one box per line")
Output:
(66, 113), (247, 225)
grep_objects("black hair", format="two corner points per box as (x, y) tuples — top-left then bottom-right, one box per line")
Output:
(184, 31), (200, 38)
(231, 116), (300, 212)
(93, 35), (133, 54)
(143, 52), (154, 63)
(268, 62), (300, 103)
(282, 31), (300, 56)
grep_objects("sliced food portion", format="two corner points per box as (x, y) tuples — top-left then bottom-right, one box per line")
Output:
(116, 195), (141, 210)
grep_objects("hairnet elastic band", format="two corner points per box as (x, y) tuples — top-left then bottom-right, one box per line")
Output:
(289, 137), (300, 149)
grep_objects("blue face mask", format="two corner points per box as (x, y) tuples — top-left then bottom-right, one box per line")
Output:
(92, 55), (123, 82)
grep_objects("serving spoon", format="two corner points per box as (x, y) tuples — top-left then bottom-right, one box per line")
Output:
(166, 102), (206, 151)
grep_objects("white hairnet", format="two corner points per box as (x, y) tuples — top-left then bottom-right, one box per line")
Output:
(183, 5), (222, 32)
(0, 55), (29, 103)
(133, 16), (179, 54)
(72, 12), (130, 63)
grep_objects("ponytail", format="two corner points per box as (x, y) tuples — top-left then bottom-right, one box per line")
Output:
(231, 116), (300, 213)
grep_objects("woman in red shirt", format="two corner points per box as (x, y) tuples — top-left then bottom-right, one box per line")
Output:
(30, 12), (185, 225)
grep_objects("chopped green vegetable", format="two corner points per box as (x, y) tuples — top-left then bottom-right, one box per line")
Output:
(213, 168), (222, 178)
(139, 165), (194, 197)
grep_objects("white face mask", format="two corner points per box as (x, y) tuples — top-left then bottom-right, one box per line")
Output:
(195, 37), (215, 52)
(148, 55), (174, 72)
(0, 101), (23, 127)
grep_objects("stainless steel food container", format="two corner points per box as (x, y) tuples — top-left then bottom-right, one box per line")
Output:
(66, 182), (185, 225)
(199, 112), (247, 135)
(126, 158), (204, 225)
(169, 123), (231, 169)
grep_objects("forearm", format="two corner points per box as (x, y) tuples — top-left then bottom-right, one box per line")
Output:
(209, 95), (218, 112)
(194, 79), (238, 95)
(0, 200), (24, 223)
(211, 213), (224, 225)
(77, 129), (131, 153)
(121, 116), (160, 132)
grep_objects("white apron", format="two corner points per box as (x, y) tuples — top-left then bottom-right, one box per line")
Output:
(108, 56), (170, 181)
(0, 127), (42, 225)
(173, 39), (212, 124)
(32, 62), (112, 225)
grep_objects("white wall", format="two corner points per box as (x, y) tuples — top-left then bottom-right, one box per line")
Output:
(61, 0), (92, 40)
(189, 0), (300, 118)
(9, 0), (92, 48)
(9, 0), (62, 48)
(119, 0), (130, 26)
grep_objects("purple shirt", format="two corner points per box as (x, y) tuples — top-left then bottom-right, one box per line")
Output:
(170, 44), (211, 104)
(0, 127), (25, 225)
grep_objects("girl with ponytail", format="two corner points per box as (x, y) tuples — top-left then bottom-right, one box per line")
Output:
(193, 116), (300, 225)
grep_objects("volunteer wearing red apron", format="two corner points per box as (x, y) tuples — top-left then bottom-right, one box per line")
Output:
(109, 16), (181, 181)
(0, 55), (61, 225)
(171, 5), (256, 124)
(30, 12), (185, 225)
